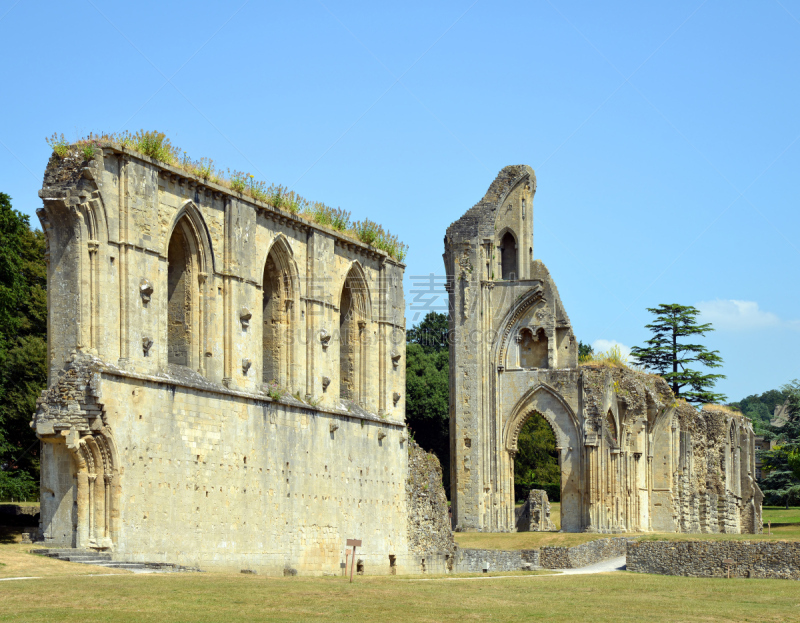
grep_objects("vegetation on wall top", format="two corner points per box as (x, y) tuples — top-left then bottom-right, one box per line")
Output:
(46, 131), (408, 262)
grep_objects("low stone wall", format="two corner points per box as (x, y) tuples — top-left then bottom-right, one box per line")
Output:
(539, 538), (629, 569)
(449, 538), (627, 573)
(627, 540), (800, 579)
(455, 548), (539, 572)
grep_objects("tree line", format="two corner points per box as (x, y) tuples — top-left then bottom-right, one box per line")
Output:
(0, 193), (46, 501)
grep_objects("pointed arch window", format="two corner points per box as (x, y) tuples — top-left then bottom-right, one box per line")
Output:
(500, 231), (517, 280)
(339, 265), (370, 405)
(167, 217), (201, 368)
(262, 239), (296, 388)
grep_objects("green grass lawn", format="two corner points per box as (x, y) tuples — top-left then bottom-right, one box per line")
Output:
(1, 505), (799, 622)
(0, 566), (798, 622)
(456, 506), (800, 550)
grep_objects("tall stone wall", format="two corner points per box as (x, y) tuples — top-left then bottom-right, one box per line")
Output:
(34, 144), (410, 574)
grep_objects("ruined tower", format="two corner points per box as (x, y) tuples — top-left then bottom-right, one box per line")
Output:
(445, 166), (762, 534)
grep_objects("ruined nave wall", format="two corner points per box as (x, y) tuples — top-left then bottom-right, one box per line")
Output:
(38, 361), (412, 574)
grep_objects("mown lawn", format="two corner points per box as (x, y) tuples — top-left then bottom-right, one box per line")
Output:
(0, 563), (798, 622)
(1, 506), (799, 622)
(456, 506), (800, 550)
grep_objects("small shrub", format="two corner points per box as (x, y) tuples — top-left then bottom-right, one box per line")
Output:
(354, 218), (380, 246)
(81, 144), (97, 160)
(194, 157), (215, 181)
(132, 130), (179, 163)
(247, 175), (268, 202)
(46, 132), (70, 158)
(229, 170), (247, 193)
(266, 380), (283, 401)
(309, 203), (351, 231)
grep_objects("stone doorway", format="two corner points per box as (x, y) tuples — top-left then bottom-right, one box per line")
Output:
(513, 411), (561, 531)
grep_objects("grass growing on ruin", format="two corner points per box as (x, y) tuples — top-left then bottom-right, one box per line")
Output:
(45, 131), (408, 261)
(1, 564), (799, 622)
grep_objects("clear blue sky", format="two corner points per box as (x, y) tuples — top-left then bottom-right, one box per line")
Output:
(1, 0), (798, 403)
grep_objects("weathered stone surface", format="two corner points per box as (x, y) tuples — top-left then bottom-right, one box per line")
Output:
(445, 166), (761, 535)
(406, 442), (455, 556)
(455, 548), (539, 572)
(515, 489), (556, 532)
(539, 537), (629, 569)
(34, 146), (410, 574)
(627, 540), (800, 579)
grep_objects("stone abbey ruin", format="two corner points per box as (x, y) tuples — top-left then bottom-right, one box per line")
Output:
(444, 165), (762, 535)
(32, 146), (761, 575)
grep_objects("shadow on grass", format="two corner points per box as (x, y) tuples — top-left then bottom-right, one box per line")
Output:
(0, 526), (25, 544)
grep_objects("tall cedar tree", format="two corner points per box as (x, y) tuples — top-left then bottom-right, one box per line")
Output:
(759, 380), (800, 507)
(630, 304), (726, 403)
(405, 312), (450, 492)
(0, 193), (47, 500)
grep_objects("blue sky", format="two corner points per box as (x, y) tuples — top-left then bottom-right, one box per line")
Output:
(1, 0), (798, 402)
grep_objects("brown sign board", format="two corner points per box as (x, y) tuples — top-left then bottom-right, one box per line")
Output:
(723, 558), (734, 565)
(346, 539), (362, 547)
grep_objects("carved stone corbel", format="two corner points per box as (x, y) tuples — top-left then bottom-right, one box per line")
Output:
(320, 329), (331, 349)
(240, 307), (252, 329)
(139, 279), (153, 305)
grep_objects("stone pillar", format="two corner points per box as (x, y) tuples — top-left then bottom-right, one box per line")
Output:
(76, 470), (90, 548)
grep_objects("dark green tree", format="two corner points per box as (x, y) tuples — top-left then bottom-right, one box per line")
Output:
(0, 193), (47, 500)
(405, 312), (450, 493)
(730, 388), (788, 430)
(406, 311), (448, 354)
(578, 341), (593, 361)
(514, 413), (560, 502)
(759, 380), (800, 508)
(630, 304), (726, 403)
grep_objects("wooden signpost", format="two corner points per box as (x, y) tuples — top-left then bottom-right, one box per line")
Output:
(346, 539), (362, 583)
(723, 558), (734, 579)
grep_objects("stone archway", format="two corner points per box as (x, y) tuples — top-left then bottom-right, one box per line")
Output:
(504, 385), (583, 532)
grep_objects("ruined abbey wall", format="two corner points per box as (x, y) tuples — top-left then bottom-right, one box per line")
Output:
(34, 146), (410, 573)
(444, 165), (761, 535)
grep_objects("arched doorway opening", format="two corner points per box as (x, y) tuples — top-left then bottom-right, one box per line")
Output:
(513, 411), (560, 531)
